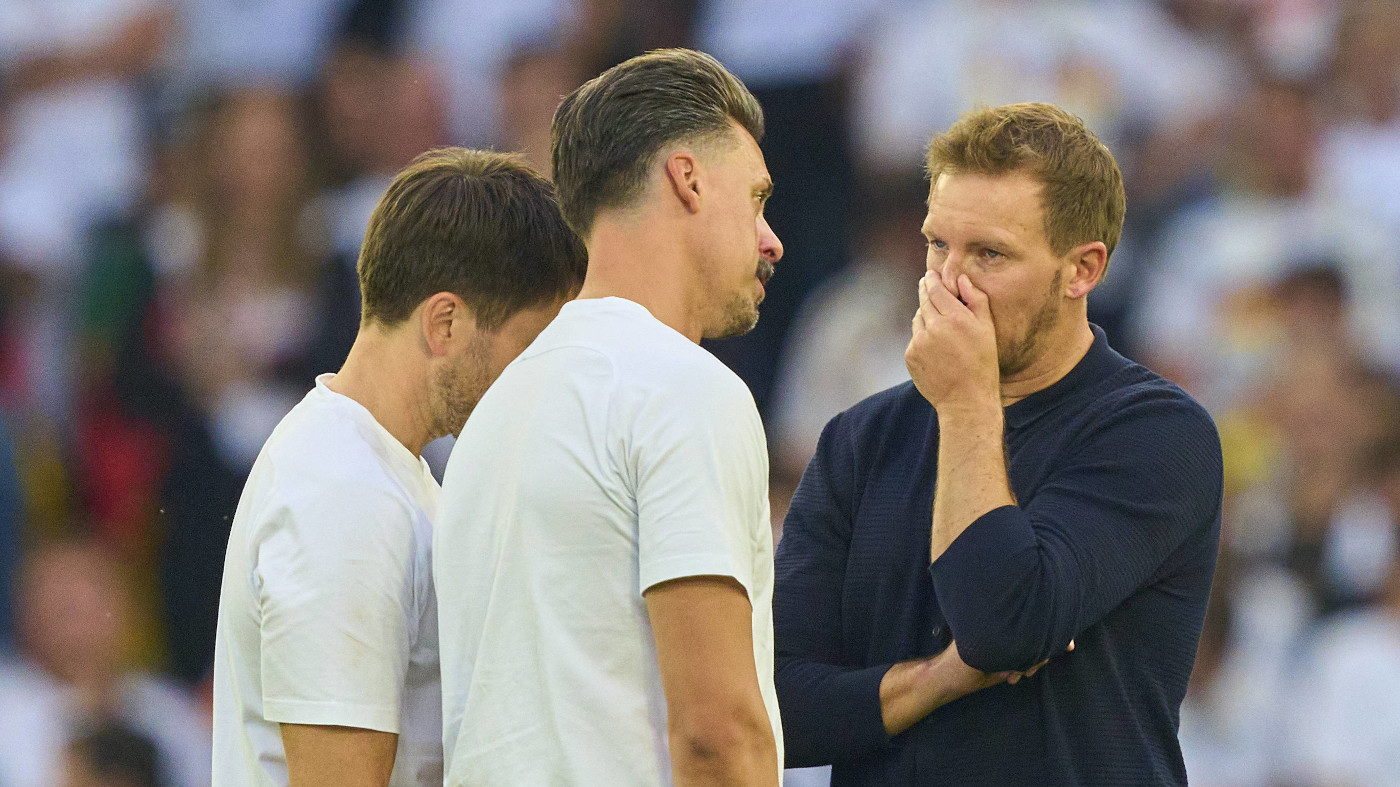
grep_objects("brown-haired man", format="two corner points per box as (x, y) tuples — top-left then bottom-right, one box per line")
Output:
(435, 48), (784, 786)
(211, 148), (586, 787)
(773, 102), (1223, 785)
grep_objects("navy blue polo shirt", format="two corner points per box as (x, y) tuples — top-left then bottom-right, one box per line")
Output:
(774, 325), (1222, 786)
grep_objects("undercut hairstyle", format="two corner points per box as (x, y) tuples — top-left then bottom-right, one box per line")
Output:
(926, 102), (1127, 261)
(550, 48), (764, 236)
(358, 147), (587, 329)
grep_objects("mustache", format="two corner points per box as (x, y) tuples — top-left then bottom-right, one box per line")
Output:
(757, 259), (775, 284)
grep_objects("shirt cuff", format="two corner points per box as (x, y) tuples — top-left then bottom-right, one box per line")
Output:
(262, 697), (400, 733)
(929, 504), (1032, 581)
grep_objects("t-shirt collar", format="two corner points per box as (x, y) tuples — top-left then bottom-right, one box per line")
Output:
(1003, 324), (1119, 430)
(313, 373), (432, 476)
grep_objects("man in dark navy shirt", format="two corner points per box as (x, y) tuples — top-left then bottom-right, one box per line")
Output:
(773, 102), (1223, 786)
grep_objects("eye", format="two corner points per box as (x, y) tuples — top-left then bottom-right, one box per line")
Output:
(927, 238), (948, 251)
(982, 248), (1004, 260)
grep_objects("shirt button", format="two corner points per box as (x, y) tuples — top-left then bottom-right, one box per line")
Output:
(931, 625), (943, 637)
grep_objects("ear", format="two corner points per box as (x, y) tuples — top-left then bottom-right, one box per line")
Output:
(419, 292), (476, 357)
(663, 149), (703, 215)
(1063, 242), (1109, 300)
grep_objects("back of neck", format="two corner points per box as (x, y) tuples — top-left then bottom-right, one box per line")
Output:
(579, 218), (702, 342)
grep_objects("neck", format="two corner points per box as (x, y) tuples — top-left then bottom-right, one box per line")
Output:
(326, 325), (436, 455)
(999, 317), (1095, 406)
(575, 211), (704, 343)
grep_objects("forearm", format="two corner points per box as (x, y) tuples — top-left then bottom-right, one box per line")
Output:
(879, 641), (1008, 736)
(932, 399), (1014, 561)
(879, 658), (950, 736)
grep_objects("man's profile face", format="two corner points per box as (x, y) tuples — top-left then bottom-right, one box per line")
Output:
(921, 170), (1069, 378)
(433, 298), (567, 438)
(697, 124), (783, 340)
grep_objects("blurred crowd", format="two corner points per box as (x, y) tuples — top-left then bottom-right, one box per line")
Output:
(1, 0), (1399, 784)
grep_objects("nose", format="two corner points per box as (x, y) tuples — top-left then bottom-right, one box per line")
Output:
(935, 251), (963, 293)
(758, 215), (783, 264)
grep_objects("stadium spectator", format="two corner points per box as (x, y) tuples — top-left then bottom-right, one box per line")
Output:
(1283, 492), (1400, 786)
(1130, 80), (1400, 404)
(0, 0), (172, 428)
(0, 539), (209, 787)
(61, 722), (162, 787)
(1317, 0), (1400, 237)
(400, 0), (577, 148)
(173, 0), (351, 93)
(156, 88), (326, 684)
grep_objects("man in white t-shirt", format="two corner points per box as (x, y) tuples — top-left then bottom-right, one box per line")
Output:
(211, 148), (586, 787)
(435, 49), (784, 786)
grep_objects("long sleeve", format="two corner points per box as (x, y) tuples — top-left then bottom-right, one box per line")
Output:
(773, 414), (892, 768)
(930, 394), (1223, 673)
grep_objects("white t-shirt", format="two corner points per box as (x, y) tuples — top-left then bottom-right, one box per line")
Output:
(211, 375), (443, 786)
(435, 296), (781, 786)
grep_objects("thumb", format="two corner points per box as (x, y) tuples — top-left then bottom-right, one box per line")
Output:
(957, 275), (992, 322)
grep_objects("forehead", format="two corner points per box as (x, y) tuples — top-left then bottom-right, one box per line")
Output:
(924, 171), (1046, 241)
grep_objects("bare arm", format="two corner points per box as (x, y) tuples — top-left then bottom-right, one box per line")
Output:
(930, 400), (1014, 561)
(879, 640), (1059, 736)
(646, 575), (779, 787)
(281, 724), (397, 787)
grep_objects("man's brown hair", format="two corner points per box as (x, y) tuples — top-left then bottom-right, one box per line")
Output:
(926, 102), (1127, 261)
(358, 147), (587, 329)
(550, 48), (764, 237)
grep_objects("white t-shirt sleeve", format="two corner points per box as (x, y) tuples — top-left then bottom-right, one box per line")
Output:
(630, 369), (768, 598)
(254, 485), (418, 733)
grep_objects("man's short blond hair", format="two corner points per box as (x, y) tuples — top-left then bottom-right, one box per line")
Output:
(926, 102), (1127, 261)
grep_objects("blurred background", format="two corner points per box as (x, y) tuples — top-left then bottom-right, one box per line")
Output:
(1, 0), (1399, 784)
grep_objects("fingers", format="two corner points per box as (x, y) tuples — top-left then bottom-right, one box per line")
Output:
(957, 274), (992, 322)
(1023, 658), (1050, 679)
(922, 273), (964, 317)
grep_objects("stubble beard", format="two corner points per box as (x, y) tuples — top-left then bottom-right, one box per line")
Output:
(431, 333), (493, 440)
(997, 270), (1065, 379)
(709, 258), (774, 340)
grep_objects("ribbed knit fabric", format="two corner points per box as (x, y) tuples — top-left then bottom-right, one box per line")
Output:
(774, 325), (1223, 786)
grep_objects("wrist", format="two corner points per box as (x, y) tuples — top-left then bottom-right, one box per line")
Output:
(934, 394), (1003, 428)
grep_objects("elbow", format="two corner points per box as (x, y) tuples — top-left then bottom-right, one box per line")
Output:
(669, 704), (776, 783)
(954, 624), (1052, 674)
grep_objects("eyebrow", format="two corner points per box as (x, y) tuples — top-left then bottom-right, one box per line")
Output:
(922, 222), (1019, 251)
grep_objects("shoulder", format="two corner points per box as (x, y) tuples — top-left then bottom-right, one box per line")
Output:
(250, 401), (419, 544)
(1072, 362), (1224, 503)
(613, 332), (758, 418)
(1092, 361), (1221, 446)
